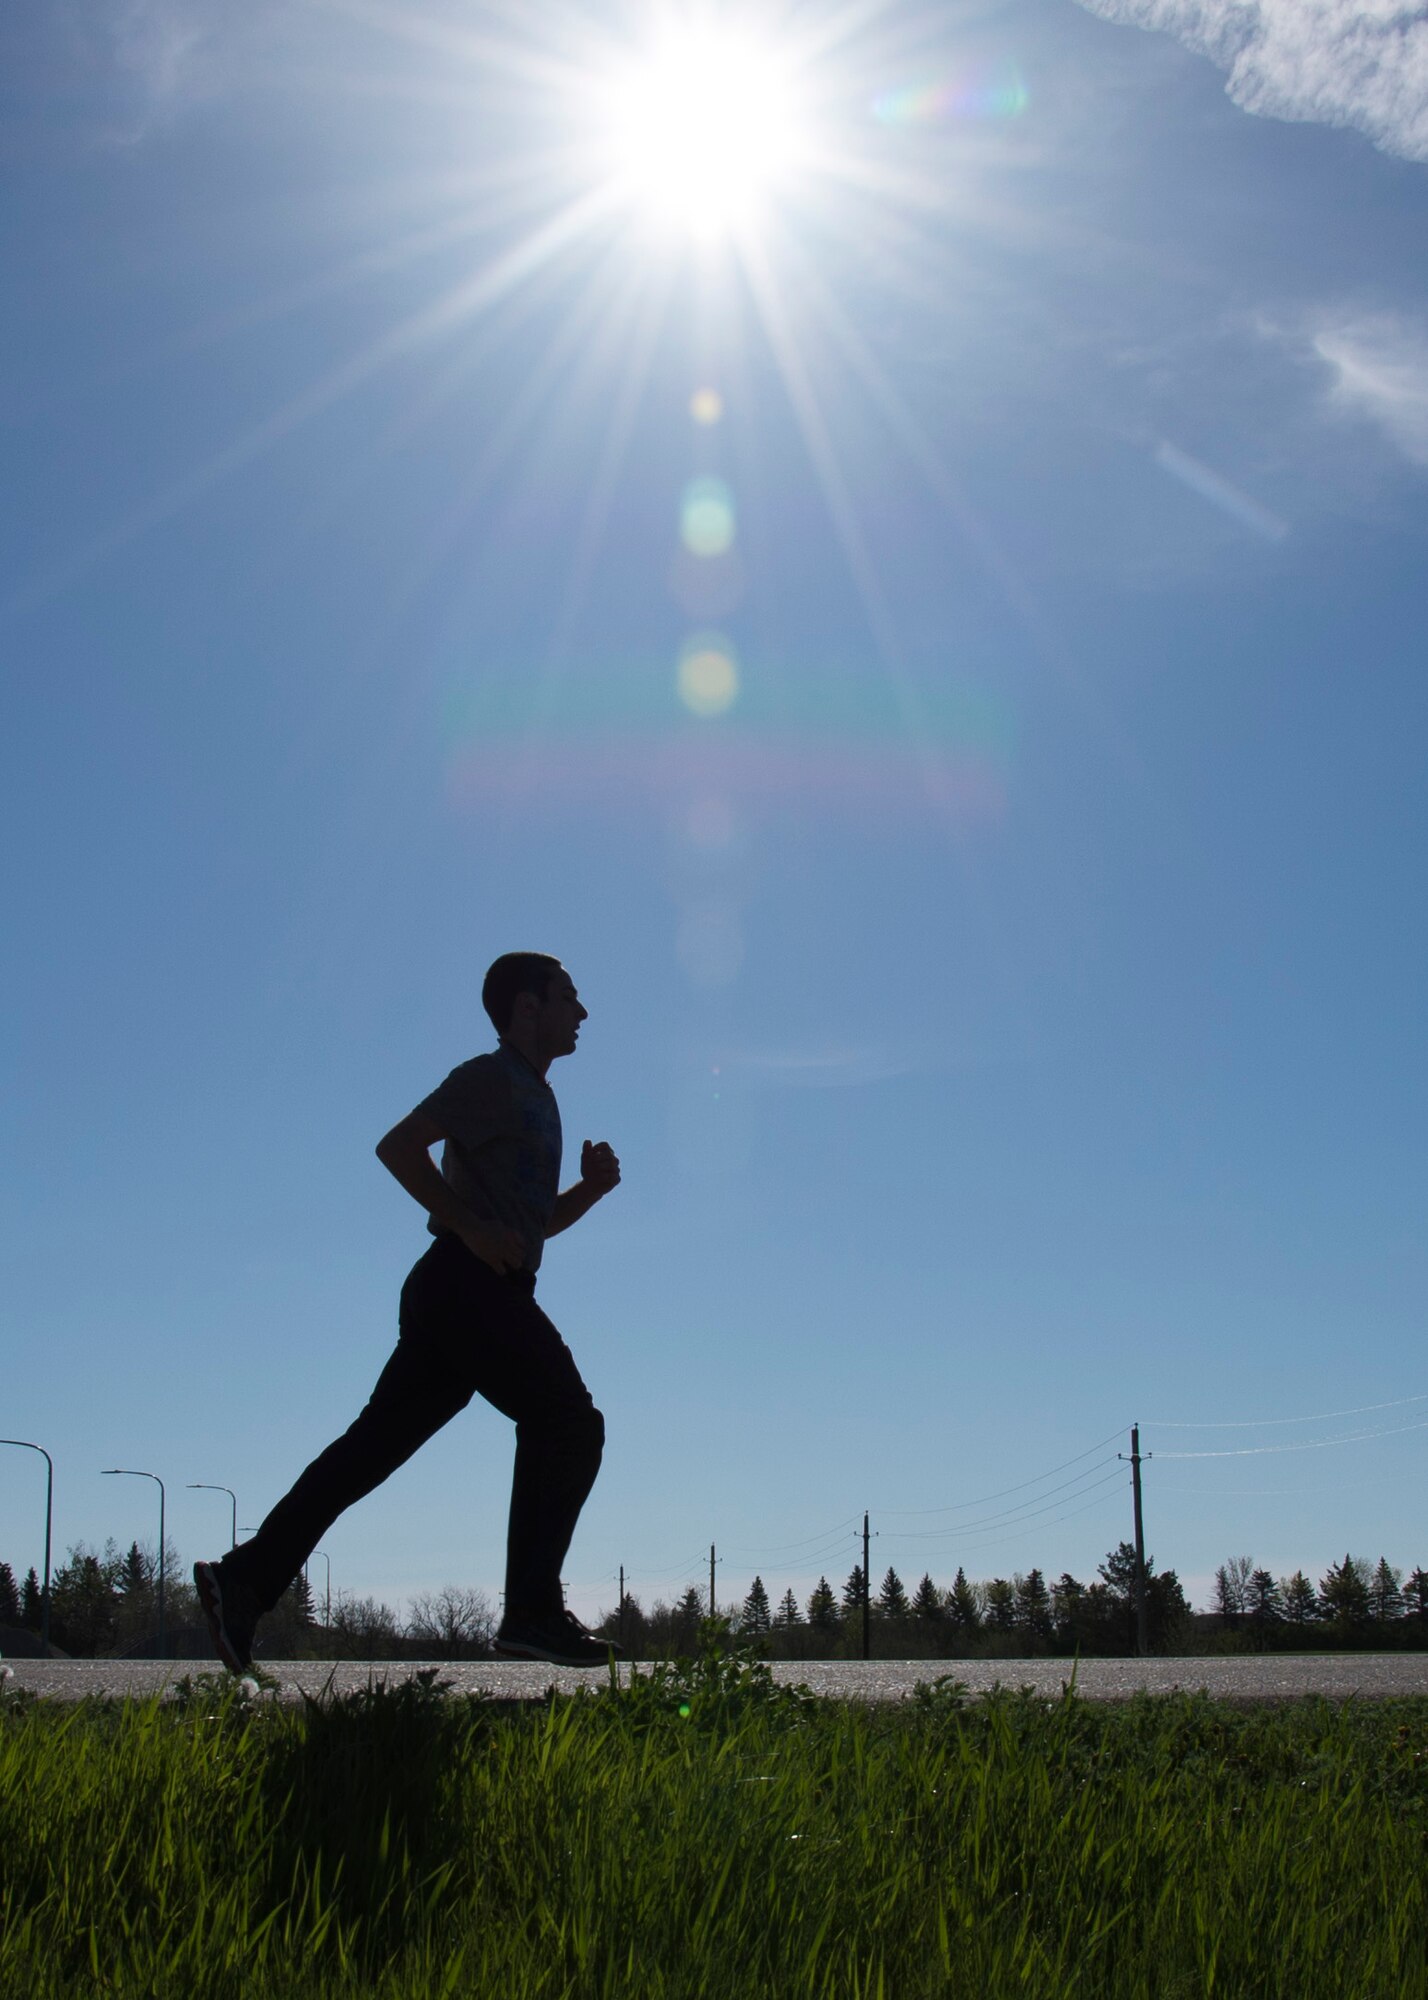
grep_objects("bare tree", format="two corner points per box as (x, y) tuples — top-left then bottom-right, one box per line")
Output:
(406, 1585), (496, 1660)
(327, 1592), (402, 1660)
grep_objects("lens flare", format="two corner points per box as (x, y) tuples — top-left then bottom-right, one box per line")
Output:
(677, 633), (740, 717)
(690, 387), (724, 425)
(681, 476), (736, 557)
(871, 66), (1028, 125)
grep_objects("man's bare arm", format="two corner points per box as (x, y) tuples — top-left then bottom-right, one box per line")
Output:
(546, 1139), (621, 1238)
(375, 1108), (523, 1273)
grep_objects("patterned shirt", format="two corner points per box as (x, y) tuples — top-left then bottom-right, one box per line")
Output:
(414, 1043), (562, 1273)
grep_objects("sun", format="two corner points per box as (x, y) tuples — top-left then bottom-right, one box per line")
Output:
(596, 24), (807, 242)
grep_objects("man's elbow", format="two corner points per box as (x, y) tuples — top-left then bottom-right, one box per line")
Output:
(376, 1126), (417, 1173)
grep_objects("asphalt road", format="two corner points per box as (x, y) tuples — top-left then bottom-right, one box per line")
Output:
(6, 1654), (1428, 1704)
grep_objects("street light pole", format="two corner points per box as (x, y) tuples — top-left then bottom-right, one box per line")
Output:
(187, 1483), (238, 1550)
(102, 1468), (166, 1656)
(1, 1439), (53, 1656)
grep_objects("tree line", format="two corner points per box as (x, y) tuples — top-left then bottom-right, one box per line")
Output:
(3, 1539), (1425, 1661)
(0, 1541), (498, 1663)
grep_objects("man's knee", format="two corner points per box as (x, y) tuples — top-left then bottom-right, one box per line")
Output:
(551, 1396), (604, 1464)
(576, 1399), (605, 1462)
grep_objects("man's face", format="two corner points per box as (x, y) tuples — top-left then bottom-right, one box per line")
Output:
(533, 968), (587, 1061)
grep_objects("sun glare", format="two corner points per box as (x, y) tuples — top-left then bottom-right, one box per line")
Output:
(599, 26), (805, 241)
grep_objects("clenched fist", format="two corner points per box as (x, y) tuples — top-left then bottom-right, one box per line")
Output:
(580, 1139), (621, 1194)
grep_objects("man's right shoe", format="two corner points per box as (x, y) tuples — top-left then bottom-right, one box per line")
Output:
(194, 1560), (260, 1673)
(492, 1607), (624, 1668)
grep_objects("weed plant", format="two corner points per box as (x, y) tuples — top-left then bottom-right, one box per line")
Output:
(2, 1631), (1426, 1998)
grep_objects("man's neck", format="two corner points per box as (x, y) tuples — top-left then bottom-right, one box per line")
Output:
(500, 1031), (549, 1080)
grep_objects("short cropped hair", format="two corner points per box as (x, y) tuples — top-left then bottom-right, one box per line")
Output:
(482, 952), (564, 1034)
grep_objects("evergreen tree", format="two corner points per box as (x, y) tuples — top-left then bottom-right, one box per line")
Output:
(1213, 1556), (1253, 1626)
(806, 1577), (838, 1631)
(0, 1561), (19, 1624)
(741, 1576), (771, 1635)
(910, 1573), (942, 1623)
(118, 1540), (151, 1602)
(984, 1578), (1016, 1632)
(776, 1588), (801, 1628)
(21, 1568), (42, 1631)
(946, 1567), (980, 1636)
(1247, 1569), (1282, 1627)
(50, 1544), (117, 1657)
(1281, 1571), (1318, 1627)
(841, 1566), (867, 1616)
(877, 1567), (909, 1618)
(1404, 1567), (1428, 1629)
(1369, 1558), (1403, 1624)
(1051, 1573), (1085, 1648)
(1074, 1581), (1121, 1655)
(672, 1584), (705, 1652)
(1318, 1554), (1371, 1635)
(1014, 1568), (1053, 1642)
(1097, 1543), (1188, 1653)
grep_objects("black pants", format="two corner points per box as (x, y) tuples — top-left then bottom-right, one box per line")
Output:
(228, 1235), (605, 1625)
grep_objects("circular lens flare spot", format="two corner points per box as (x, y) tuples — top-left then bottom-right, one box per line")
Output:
(677, 635), (739, 717)
(690, 387), (723, 425)
(681, 476), (735, 557)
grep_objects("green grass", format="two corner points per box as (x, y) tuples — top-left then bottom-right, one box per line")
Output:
(3, 1645), (1427, 1999)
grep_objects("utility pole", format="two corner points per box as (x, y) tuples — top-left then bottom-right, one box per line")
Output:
(618, 1565), (625, 1649)
(862, 1512), (871, 1662)
(1119, 1425), (1151, 1657)
(709, 1544), (717, 1619)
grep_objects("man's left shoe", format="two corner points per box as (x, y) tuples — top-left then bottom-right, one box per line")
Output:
(194, 1559), (261, 1673)
(492, 1608), (624, 1668)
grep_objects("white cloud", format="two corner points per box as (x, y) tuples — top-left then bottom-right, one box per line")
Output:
(1308, 312), (1428, 464)
(1075, 0), (1428, 161)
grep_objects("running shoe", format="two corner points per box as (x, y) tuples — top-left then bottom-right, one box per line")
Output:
(194, 1559), (260, 1673)
(492, 1607), (624, 1667)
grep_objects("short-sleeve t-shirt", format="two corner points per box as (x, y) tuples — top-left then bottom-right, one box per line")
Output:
(414, 1043), (562, 1273)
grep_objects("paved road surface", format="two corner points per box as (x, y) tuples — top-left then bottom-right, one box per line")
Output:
(6, 1654), (1428, 1704)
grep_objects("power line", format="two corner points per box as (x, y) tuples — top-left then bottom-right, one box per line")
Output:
(874, 1426), (1128, 1516)
(1146, 1391), (1428, 1430)
(890, 1460), (1125, 1542)
(878, 1484), (1125, 1566)
(1156, 1416), (1428, 1460)
(721, 1515), (860, 1558)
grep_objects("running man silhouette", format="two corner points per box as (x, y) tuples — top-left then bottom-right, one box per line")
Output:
(195, 953), (622, 1668)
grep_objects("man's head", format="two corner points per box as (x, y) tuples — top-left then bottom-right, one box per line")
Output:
(482, 953), (587, 1067)
(482, 953), (564, 1034)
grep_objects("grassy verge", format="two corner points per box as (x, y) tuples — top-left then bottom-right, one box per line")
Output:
(3, 1643), (1426, 1999)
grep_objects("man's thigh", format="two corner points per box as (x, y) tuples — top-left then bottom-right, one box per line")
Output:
(401, 1238), (596, 1427)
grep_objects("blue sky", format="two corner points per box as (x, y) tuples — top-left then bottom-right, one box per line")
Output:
(4, 0), (1426, 1629)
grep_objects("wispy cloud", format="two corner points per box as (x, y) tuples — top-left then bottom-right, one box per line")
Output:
(59, 0), (258, 141)
(110, 0), (211, 104)
(1075, 1), (1428, 163)
(721, 1046), (918, 1089)
(1304, 311), (1428, 464)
